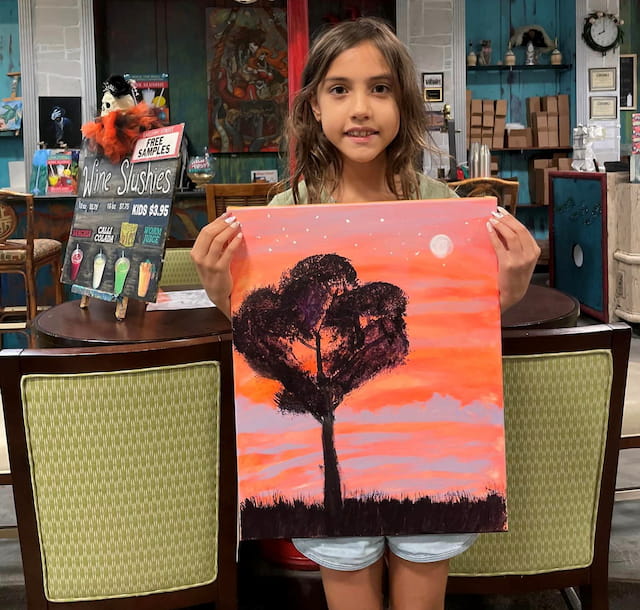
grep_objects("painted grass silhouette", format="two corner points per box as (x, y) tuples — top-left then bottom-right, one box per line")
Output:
(240, 491), (507, 539)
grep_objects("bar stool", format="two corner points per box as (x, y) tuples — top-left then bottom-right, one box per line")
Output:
(0, 189), (63, 345)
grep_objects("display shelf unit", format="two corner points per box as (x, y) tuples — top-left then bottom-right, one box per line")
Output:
(468, 64), (573, 72)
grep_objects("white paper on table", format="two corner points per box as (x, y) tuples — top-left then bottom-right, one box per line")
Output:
(146, 289), (216, 311)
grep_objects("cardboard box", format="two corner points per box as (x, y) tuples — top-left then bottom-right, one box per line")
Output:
(527, 97), (541, 123)
(542, 95), (558, 113)
(558, 113), (570, 146)
(534, 167), (553, 204)
(507, 128), (532, 149)
(483, 111), (494, 127)
(547, 113), (559, 147)
(495, 99), (508, 117)
(557, 94), (570, 116)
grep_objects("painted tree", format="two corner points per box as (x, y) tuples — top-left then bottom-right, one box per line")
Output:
(233, 254), (409, 518)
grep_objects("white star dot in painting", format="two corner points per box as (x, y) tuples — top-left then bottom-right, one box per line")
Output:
(346, 218), (351, 223)
(379, 218), (385, 222)
(414, 251), (421, 256)
(430, 234), (454, 259)
(323, 235), (328, 239)
(293, 241), (297, 245)
(268, 248), (273, 252)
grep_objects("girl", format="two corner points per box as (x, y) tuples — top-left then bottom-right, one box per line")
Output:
(192, 17), (540, 610)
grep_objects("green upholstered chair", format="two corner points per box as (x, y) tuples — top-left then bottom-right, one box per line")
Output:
(448, 323), (631, 610)
(158, 244), (201, 289)
(0, 334), (237, 610)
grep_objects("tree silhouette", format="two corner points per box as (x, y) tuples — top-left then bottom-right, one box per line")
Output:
(233, 254), (409, 519)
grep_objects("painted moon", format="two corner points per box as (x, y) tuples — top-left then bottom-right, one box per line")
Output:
(429, 234), (453, 258)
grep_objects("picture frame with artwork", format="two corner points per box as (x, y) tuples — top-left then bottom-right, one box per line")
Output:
(620, 54), (637, 111)
(589, 96), (617, 120)
(588, 67), (616, 92)
(422, 72), (444, 103)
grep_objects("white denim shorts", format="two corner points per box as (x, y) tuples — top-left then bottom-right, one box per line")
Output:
(292, 533), (478, 571)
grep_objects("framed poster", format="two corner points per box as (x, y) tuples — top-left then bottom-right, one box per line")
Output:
(230, 198), (507, 540)
(588, 67), (616, 91)
(38, 96), (82, 148)
(620, 54), (637, 111)
(422, 72), (444, 103)
(589, 96), (617, 120)
(206, 7), (287, 153)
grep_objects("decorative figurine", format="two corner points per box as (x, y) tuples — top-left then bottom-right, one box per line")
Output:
(504, 42), (516, 66)
(479, 40), (492, 66)
(81, 75), (164, 164)
(525, 41), (536, 65)
(467, 42), (477, 67)
(550, 39), (562, 65)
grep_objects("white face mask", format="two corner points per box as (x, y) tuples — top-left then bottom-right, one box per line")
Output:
(100, 91), (136, 117)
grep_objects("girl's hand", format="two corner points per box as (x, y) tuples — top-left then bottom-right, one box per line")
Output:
(191, 211), (243, 319)
(486, 206), (541, 312)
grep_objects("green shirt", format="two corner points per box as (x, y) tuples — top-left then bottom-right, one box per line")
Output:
(268, 173), (457, 206)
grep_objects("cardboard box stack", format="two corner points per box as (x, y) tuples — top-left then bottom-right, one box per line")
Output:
(526, 94), (570, 148)
(466, 91), (508, 151)
(528, 155), (573, 205)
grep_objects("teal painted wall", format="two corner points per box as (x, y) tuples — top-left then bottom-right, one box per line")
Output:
(0, 0), (23, 188)
(620, 0), (638, 156)
(465, 0), (576, 206)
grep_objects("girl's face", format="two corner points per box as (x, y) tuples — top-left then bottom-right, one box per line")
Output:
(311, 42), (400, 170)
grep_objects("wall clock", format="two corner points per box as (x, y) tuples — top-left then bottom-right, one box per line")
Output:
(582, 12), (624, 55)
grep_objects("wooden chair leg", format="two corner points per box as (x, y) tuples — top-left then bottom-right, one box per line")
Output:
(25, 269), (38, 322)
(52, 258), (64, 304)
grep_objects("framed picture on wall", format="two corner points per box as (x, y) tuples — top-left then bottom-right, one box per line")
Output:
(422, 72), (444, 103)
(38, 96), (82, 148)
(589, 96), (617, 120)
(620, 54), (637, 111)
(588, 67), (616, 91)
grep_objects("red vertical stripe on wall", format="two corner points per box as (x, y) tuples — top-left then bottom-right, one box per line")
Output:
(287, 0), (309, 177)
(287, 0), (309, 109)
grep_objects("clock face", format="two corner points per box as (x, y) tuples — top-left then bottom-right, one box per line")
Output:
(583, 14), (622, 53)
(591, 17), (619, 47)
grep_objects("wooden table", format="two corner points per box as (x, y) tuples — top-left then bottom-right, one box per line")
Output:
(33, 297), (231, 348)
(501, 284), (580, 330)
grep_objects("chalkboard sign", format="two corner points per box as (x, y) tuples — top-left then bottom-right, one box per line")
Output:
(61, 124), (184, 303)
(620, 54), (637, 111)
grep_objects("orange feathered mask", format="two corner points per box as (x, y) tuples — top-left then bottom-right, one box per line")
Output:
(81, 103), (164, 164)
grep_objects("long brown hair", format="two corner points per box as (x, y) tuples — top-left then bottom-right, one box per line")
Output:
(286, 17), (431, 205)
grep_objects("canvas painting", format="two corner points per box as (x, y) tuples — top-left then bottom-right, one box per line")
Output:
(206, 7), (287, 153)
(230, 199), (507, 540)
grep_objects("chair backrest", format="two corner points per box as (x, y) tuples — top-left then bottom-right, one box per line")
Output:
(448, 177), (519, 215)
(204, 182), (283, 221)
(448, 323), (631, 604)
(0, 189), (35, 253)
(158, 244), (200, 288)
(0, 335), (237, 610)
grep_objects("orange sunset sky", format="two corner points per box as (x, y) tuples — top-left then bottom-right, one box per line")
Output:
(230, 198), (506, 505)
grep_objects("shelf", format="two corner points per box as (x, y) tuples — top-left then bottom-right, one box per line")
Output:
(491, 147), (572, 153)
(468, 64), (572, 71)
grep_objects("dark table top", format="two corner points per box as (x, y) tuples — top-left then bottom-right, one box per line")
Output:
(33, 283), (579, 348)
(501, 283), (580, 330)
(33, 297), (231, 348)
